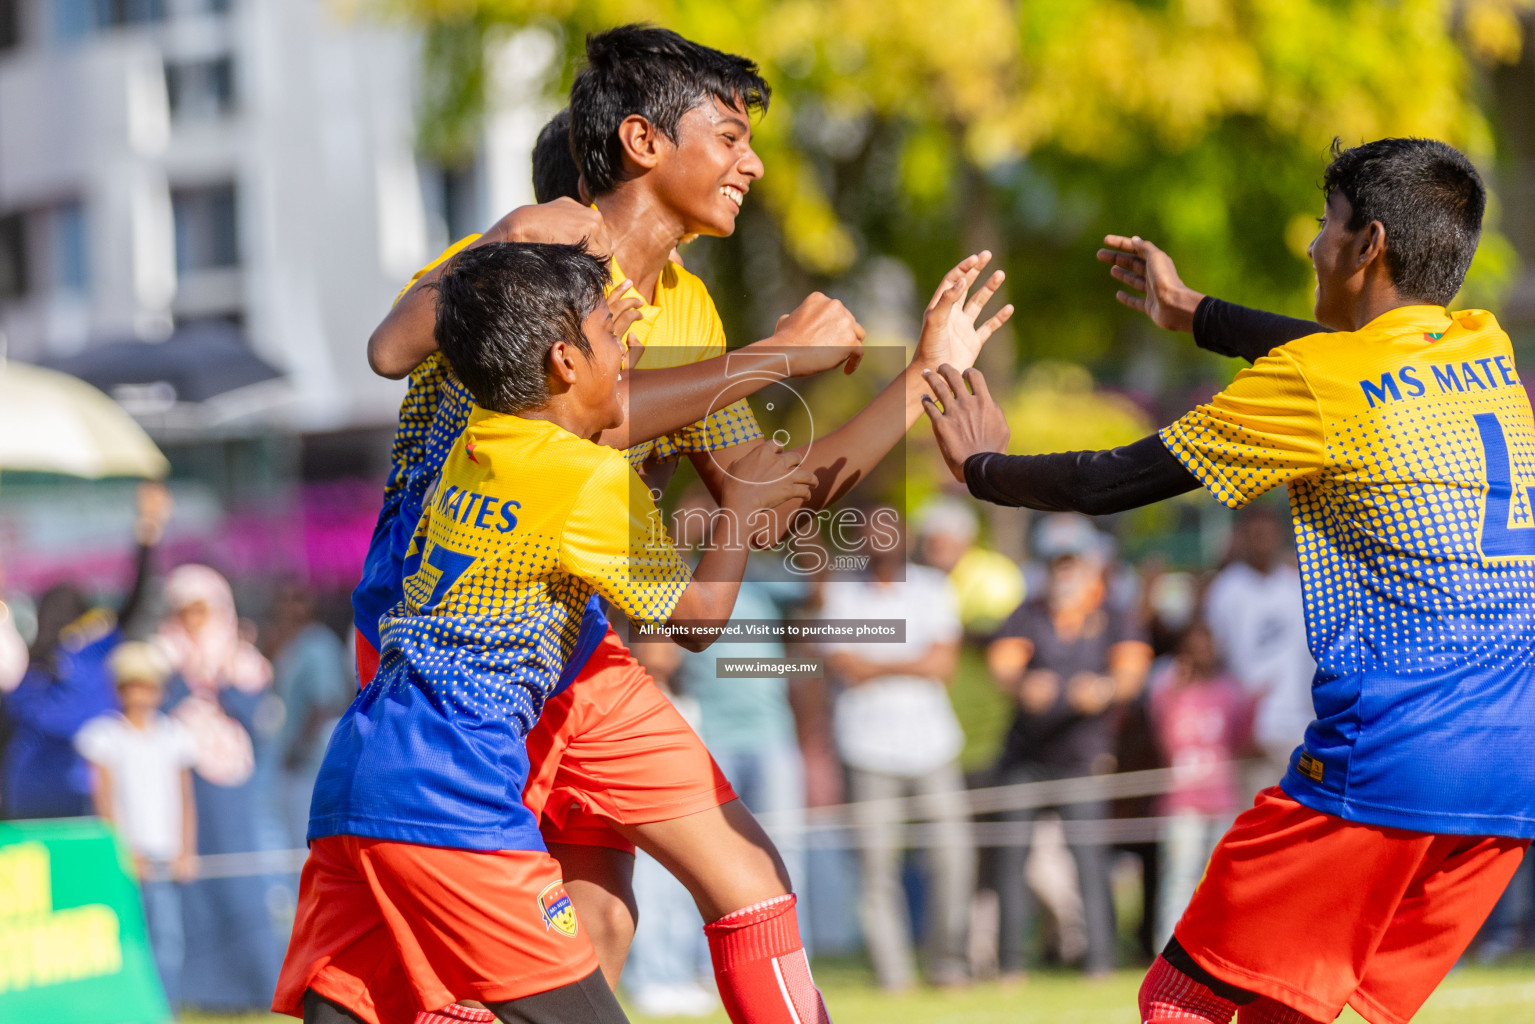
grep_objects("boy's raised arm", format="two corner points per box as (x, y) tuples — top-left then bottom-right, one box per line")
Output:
(367, 200), (610, 378)
(689, 253), (1013, 545)
(664, 444), (816, 650)
(597, 293), (866, 450)
(563, 445), (816, 655)
(1096, 234), (1324, 363)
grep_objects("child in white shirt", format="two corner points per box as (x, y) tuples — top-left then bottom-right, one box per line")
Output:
(76, 641), (198, 1008)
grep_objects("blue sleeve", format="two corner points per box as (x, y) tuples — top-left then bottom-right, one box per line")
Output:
(4, 630), (121, 738)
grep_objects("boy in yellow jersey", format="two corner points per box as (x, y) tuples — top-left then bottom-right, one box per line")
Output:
(926, 138), (1533, 1024)
(277, 240), (814, 1024)
(356, 26), (1012, 1024)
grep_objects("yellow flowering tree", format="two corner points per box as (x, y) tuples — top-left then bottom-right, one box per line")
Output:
(377, 0), (1525, 351)
(373, 0), (1528, 511)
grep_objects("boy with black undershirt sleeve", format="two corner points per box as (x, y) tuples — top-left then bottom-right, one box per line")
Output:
(925, 137), (1535, 1024)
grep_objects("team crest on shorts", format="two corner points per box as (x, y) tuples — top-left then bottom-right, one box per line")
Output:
(538, 880), (579, 937)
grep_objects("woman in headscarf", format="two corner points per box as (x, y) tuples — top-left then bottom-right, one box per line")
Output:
(156, 563), (283, 1013)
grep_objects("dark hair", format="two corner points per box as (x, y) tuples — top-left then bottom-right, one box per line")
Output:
(1322, 138), (1485, 305)
(570, 24), (770, 197)
(433, 241), (610, 414)
(31, 584), (88, 667)
(532, 108), (583, 204)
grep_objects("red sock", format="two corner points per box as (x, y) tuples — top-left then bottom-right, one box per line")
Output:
(1139, 955), (1238, 1024)
(704, 894), (829, 1024)
(415, 1005), (496, 1024)
(1236, 997), (1319, 1023)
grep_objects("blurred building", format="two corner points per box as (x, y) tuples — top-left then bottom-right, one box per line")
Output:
(0, 0), (558, 598)
(0, 0), (552, 434)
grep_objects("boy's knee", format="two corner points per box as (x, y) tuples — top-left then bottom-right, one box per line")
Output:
(584, 889), (637, 947)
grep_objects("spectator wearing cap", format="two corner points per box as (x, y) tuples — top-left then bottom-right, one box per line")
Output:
(76, 641), (198, 1008)
(914, 497), (1024, 637)
(985, 514), (1151, 978)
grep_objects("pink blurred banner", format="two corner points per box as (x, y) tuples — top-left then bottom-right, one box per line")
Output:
(0, 479), (383, 597)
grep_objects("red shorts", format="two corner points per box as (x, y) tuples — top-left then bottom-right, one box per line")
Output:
(272, 836), (599, 1023)
(353, 626), (737, 854)
(354, 629), (380, 690)
(525, 628), (737, 853)
(1174, 787), (1528, 1024)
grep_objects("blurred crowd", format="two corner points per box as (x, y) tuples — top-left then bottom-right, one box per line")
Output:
(0, 483), (354, 1013)
(608, 493), (1535, 1016)
(1, 486), (1531, 1016)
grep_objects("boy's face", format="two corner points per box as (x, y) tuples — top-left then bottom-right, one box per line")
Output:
(1178, 625), (1219, 678)
(1308, 191), (1364, 331)
(571, 300), (627, 432)
(117, 677), (163, 714)
(649, 95), (763, 238)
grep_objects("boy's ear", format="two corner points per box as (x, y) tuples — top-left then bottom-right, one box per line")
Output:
(617, 114), (666, 173)
(547, 341), (582, 386)
(1357, 220), (1387, 271)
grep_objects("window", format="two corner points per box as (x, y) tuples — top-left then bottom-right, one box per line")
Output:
(172, 183), (238, 272)
(54, 0), (163, 40)
(0, 213), (26, 300)
(0, 0), (21, 52)
(166, 56), (235, 119)
(443, 164), (483, 243)
(94, 0), (165, 28)
(53, 0), (94, 41)
(51, 202), (88, 293)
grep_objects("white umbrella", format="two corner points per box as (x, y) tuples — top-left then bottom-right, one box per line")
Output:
(0, 360), (169, 479)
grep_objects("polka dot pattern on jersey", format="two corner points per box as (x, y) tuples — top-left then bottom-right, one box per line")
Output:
(1157, 311), (1535, 837)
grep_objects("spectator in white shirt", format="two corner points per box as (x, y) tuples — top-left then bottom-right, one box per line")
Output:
(1203, 505), (1316, 796)
(819, 513), (973, 990)
(76, 642), (198, 1008)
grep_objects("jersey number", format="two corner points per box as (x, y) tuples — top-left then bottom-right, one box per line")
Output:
(420, 543), (477, 612)
(1474, 412), (1535, 558)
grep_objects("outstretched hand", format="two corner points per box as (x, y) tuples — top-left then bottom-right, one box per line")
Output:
(920, 364), (1010, 483)
(914, 252), (1014, 372)
(1095, 235), (1204, 333)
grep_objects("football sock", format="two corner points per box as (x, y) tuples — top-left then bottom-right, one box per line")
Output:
(415, 1005), (496, 1024)
(1236, 997), (1320, 1023)
(704, 894), (830, 1024)
(1139, 955), (1238, 1024)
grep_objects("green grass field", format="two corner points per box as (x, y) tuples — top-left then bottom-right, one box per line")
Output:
(187, 959), (1535, 1024)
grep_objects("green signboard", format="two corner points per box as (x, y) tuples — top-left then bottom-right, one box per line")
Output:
(0, 817), (169, 1024)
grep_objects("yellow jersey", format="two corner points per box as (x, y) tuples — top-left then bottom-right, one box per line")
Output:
(1161, 304), (1535, 837)
(316, 410), (691, 850)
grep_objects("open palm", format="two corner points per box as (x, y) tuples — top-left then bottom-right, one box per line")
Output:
(1096, 235), (1203, 333)
(914, 252), (1014, 371)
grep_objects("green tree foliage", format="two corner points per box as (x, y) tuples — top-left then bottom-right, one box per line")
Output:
(373, 0), (1527, 397)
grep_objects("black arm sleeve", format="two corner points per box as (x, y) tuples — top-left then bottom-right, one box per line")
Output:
(963, 434), (1199, 515)
(1193, 296), (1326, 364)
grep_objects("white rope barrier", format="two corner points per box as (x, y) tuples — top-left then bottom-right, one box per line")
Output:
(139, 760), (1264, 879)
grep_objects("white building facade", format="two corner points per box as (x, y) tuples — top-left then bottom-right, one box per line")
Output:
(0, 0), (552, 432)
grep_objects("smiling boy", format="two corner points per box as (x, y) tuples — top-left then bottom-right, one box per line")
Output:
(275, 241), (814, 1024)
(350, 25), (1011, 1024)
(924, 137), (1534, 1024)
